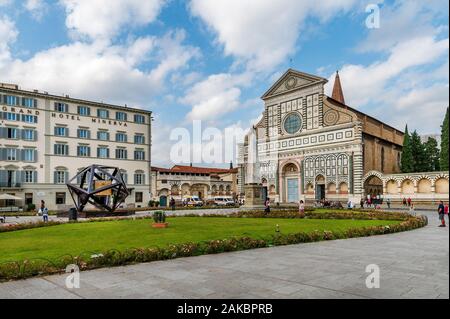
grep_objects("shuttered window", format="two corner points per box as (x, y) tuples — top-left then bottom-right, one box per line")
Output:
(54, 144), (69, 156)
(23, 171), (37, 183)
(77, 146), (91, 157)
(97, 147), (110, 158)
(22, 98), (37, 108)
(116, 148), (127, 159)
(54, 171), (68, 184)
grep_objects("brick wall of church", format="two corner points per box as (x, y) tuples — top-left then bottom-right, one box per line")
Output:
(363, 134), (402, 175)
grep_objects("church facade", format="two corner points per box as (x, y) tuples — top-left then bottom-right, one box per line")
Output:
(238, 69), (405, 204)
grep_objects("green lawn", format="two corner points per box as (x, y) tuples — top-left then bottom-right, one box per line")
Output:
(0, 217), (400, 263)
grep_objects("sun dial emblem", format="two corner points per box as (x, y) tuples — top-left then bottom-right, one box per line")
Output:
(285, 76), (297, 90)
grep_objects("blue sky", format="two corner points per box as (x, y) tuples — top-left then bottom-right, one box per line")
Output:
(0, 0), (448, 166)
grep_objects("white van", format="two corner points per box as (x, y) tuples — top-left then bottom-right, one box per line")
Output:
(183, 196), (204, 207)
(213, 197), (235, 206)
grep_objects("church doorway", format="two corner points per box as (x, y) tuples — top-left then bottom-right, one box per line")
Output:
(282, 163), (300, 203)
(159, 196), (167, 207)
(287, 179), (299, 202)
(261, 178), (268, 202)
(364, 175), (383, 197)
(315, 175), (326, 201)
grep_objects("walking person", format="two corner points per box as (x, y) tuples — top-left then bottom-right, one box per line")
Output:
(360, 198), (364, 209)
(298, 200), (305, 216)
(386, 198), (391, 209)
(409, 204), (416, 216)
(438, 201), (446, 227)
(170, 197), (176, 211)
(264, 198), (271, 214)
(38, 200), (49, 223)
(445, 203), (449, 224)
(347, 199), (353, 210)
(402, 198), (407, 207)
(407, 197), (412, 207)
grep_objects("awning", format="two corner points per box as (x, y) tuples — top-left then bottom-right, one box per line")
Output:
(0, 194), (23, 200)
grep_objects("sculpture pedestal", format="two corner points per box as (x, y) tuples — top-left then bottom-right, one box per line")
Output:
(241, 183), (265, 210)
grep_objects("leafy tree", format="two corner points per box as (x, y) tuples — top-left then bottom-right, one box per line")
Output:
(440, 107), (449, 171)
(410, 130), (427, 172)
(401, 125), (414, 173)
(424, 137), (440, 171)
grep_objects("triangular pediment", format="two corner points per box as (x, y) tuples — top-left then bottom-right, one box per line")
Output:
(261, 69), (328, 100)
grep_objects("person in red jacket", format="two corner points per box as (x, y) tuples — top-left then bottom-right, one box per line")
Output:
(445, 203), (449, 224)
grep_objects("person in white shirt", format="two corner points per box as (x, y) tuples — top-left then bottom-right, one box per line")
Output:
(347, 200), (354, 210)
(38, 200), (49, 222)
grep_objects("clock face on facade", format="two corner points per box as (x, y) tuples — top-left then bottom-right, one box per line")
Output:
(283, 113), (302, 134)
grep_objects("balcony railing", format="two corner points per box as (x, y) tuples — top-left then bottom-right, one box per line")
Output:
(0, 182), (22, 188)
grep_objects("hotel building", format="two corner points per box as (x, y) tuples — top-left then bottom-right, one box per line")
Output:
(0, 83), (152, 211)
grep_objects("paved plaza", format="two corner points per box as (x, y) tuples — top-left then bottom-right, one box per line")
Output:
(0, 210), (448, 299)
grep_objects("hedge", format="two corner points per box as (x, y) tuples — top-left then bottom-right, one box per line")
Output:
(0, 211), (427, 281)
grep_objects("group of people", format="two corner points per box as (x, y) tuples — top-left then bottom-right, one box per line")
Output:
(360, 197), (382, 209)
(314, 199), (343, 208)
(402, 197), (413, 207)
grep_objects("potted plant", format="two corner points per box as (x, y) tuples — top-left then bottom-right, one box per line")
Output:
(152, 211), (168, 228)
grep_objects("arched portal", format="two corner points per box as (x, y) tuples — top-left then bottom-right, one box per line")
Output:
(181, 183), (191, 196)
(364, 175), (383, 197)
(158, 188), (169, 207)
(191, 184), (209, 199)
(315, 175), (326, 201)
(282, 162), (300, 203)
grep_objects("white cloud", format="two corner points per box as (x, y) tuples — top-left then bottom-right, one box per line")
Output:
(381, 83), (449, 133)
(0, 0), (12, 6)
(180, 71), (260, 123)
(325, 34), (449, 133)
(24, 0), (47, 21)
(0, 16), (17, 65)
(189, 0), (357, 72)
(60, 0), (167, 40)
(182, 73), (243, 121)
(326, 36), (449, 107)
(0, 31), (199, 108)
(358, 0), (449, 53)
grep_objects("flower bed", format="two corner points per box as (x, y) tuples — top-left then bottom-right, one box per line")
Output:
(0, 210), (427, 281)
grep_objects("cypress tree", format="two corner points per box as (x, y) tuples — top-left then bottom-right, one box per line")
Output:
(410, 130), (427, 172)
(440, 107), (449, 171)
(424, 137), (440, 171)
(401, 125), (414, 173)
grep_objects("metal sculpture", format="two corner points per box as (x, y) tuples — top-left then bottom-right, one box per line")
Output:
(67, 165), (130, 213)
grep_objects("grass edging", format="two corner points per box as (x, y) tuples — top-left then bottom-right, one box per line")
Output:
(0, 211), (427, 282)
(0, 209), (406, 234)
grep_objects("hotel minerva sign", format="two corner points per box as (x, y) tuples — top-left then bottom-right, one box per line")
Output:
(1, 105), (128, 127)
(52, 113), (129, 127)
